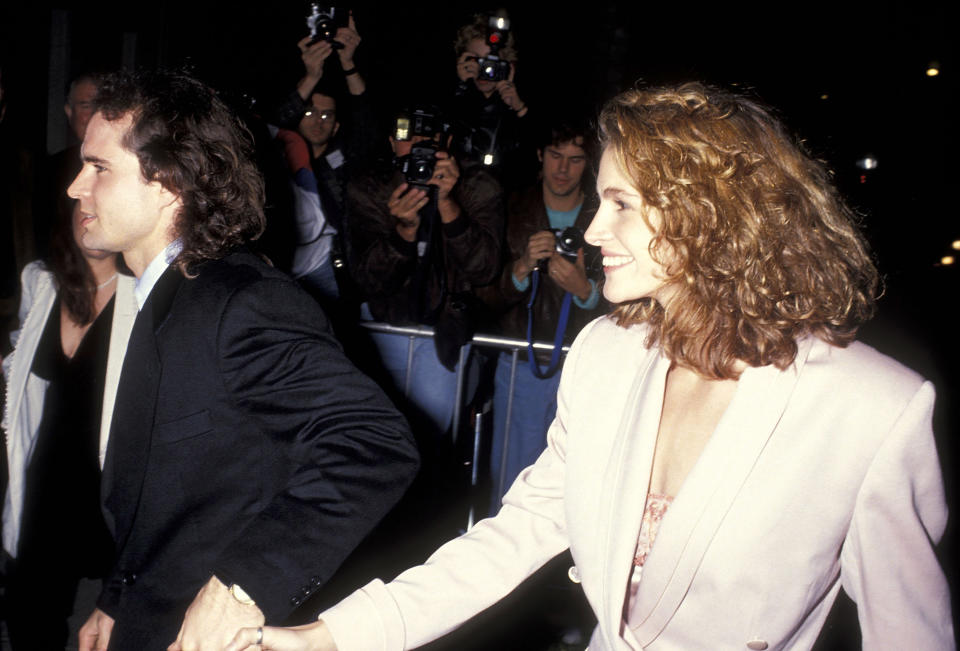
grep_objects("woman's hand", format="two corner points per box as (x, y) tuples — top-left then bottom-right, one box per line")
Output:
(224, 620), (336, 651)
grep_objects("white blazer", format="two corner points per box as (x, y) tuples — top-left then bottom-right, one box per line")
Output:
(2, 261), (137, 556)
(320, 316), (954, 650)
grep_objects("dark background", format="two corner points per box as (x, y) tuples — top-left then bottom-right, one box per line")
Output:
(2, 2), (956, 648)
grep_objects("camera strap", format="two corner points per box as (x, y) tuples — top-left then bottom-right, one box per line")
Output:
(525, 268), (572, 379)
(408, 190), (446, 324)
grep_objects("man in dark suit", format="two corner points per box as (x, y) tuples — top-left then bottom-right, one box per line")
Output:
(65, 70), (418, 651)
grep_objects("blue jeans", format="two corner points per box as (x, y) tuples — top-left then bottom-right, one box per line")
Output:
(490, 350), (562, 512)
(297, 257), (340, 301)
(361, 305), (468, 436)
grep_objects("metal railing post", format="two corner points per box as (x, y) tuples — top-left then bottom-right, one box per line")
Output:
(497, 349), (520, 501)
(358, 321), (572, 531)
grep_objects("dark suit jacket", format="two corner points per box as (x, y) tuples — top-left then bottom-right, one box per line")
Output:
(98, 249), (418, 649)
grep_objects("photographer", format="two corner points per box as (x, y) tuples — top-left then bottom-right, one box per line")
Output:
(347, 106), (502, 437)
(449, 13), (537, 191)
(482, 119), (605, 509)
(270, 10), (377, 303)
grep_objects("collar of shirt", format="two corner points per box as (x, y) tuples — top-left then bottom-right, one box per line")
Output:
(134, 240), (183, 311)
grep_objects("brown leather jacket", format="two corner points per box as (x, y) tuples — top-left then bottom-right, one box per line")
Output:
(345, 161), (503, 326)
(480, 184), (605, 350)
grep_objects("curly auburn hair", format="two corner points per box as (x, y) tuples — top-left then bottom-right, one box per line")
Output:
(94, 69), (265, 275)
(600, 82), (879, 379)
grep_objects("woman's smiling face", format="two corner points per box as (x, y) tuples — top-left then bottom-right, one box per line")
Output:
(585, 147), (672, 305)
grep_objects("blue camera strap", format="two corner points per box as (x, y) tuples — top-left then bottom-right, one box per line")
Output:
(526, 268), (572, 379)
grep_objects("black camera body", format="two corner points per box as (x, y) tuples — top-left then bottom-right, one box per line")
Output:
(306, 4), (347, 48)
(553, 227), (584, 262)
(476, 12), (511, 82)
(398, 141), (440, 186)
(476, 56), (511, 82)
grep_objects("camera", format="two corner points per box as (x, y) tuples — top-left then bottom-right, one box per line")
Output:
(306, 4), (348, 48)
(476, 12), (511, 82)
(393, 107), (444, 142)
(553, 227), (584, 262)
(476, 57), (511, 82)
(394, 106), (450, 186)
(398, 141), (440, 186)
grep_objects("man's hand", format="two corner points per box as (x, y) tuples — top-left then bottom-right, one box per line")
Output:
(78, 608), (114, 651)
(224, 620), (337, 651)
(495, 65), (526, 114)
(428, 151), (459, 202)
(547, 249), (592, 300)
(456, 51), (479, 81)
(514, 230), (555, 282)
(430, 151), (462, 223)
(334, 14), (361, 68)
(297, 36), (334, 90)
(388, 182), (429, 241)
(167, 576), (264, 651)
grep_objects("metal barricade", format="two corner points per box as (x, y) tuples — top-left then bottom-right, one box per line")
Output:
(359, 321), (570, 528)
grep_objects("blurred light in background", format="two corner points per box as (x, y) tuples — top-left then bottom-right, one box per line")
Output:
(856, 155), (879, 170)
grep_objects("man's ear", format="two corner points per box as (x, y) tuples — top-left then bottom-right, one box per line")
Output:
(158, 184), (183, 213)
(537, 148), (543, 163)
(333, 121), (341, 137)
(389, 136), (397, 155)
(64, 102), (73, 122)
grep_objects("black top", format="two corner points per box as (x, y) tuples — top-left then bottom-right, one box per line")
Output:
(16, 294), (115, 578)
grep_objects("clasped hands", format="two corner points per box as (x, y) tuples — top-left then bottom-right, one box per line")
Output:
(78, 576), (264, 651)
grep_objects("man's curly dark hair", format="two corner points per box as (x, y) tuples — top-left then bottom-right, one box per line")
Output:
(93, 69), (265, 274)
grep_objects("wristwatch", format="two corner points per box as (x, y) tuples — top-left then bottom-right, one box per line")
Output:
(229, 583), (256, 606)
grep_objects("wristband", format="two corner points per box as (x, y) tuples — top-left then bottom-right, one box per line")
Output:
(342, 66), (358, 76)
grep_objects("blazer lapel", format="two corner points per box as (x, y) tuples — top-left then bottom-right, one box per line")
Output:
(99, 273), (138, 470)
(628, 338), (815, 646)
(597, 349), (672, 650)
(101, 266), (182, 544)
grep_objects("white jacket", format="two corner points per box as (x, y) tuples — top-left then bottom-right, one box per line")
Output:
(320, 316), (953, 650)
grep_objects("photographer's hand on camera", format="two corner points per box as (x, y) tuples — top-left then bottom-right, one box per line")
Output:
(388, 183), (429, 242)
(496, 66), (527, 116)
(547, 249), (592, 301)
(334, 14), (366, 95)
(457, 52), (480, 82)
(430, 151), (462, 223)
(513, 230), (555, 283)
(296, 37), (334, 99)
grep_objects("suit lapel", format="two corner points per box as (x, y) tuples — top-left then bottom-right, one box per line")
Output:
(596, 349), (671, 650)
(628, 337), (815, 646)
(101, 266), (182, 543)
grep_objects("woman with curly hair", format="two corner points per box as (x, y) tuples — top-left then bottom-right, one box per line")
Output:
(227, 83), (953, 650)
